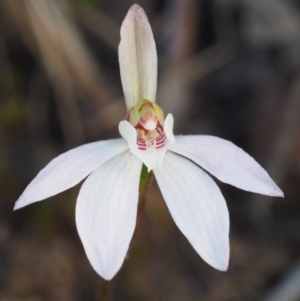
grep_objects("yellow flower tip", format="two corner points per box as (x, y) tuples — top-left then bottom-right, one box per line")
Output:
(127, 100), (164, 129)
(124, 99), (166, 151)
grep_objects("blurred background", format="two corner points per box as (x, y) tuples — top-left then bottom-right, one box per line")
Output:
(0, 0), (300, 300)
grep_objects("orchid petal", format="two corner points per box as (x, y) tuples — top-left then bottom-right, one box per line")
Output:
(164, 114), (176, 143)
(154, 152), (229, 271)
(76, 151), (142, 280)
(118, 120), (167, 171)
(118, 120), (138, 154)
(14, 139), (128, 210)
(169, 136), (283, 197)
(137, 147), (167, 172)
(119, 4), (157, 109)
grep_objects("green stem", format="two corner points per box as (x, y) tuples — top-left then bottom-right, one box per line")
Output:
(136, 164), (153, 228)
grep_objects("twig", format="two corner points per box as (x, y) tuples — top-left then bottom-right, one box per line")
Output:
(158, 0), (236, 131)
(250, 74), (300, 223)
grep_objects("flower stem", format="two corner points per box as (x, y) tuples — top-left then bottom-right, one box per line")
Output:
(100, 280), (111, 301)
(136, 164), (153, 228)
(99, 166), (152, 301)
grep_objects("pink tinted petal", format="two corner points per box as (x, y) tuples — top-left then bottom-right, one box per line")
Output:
(15, 139), (128, 210)
(118, 120), (167, 171)
(119, 4), (157, 109)
(76, 151), (142, 280)
(169, 135), (283, 197)
(154, 152), (229, 271)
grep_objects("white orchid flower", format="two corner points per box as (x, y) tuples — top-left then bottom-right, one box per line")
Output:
(14, 4), (283, 281)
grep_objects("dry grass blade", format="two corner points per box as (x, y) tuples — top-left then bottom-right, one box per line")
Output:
(24, 0), (85, 146)
(1, 0), (124, 144)
(78, 8), (119, 52)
